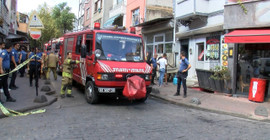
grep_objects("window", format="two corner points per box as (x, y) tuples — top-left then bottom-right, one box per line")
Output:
(95, 0), (102, 13)
(86, 34), (93, 55)
(197, 43), (205, 61)
(86, 8), (90, 20)
(76, 35), (83, 54)
(64, 37), (74, 59)
(117, 0), (123, 4)
(157, 44), (164, 54)
(155, 36), (164, 42)
(165, 43), (173, 53)
(132, 8), (140, 26)
(206, 36), (220, 60)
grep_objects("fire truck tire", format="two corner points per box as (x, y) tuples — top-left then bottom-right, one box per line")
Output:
(85, 81), (99, 104)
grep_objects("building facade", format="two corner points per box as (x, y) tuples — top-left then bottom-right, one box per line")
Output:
(0, 0), (9, 42)
(6, 0), (17, 34)
(17, 12), (28, 33)
(137, 0), (174, 76)
(126, 0), (146, 34)
(103, 0), (127, 27)
(224, 0), (270, 96)
(83, 0), (92, 28)
(174, 0), (226, 86)
(78, 0), (86, 30)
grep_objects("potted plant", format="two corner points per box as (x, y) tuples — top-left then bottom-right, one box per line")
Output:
(210, 66), (231, 93)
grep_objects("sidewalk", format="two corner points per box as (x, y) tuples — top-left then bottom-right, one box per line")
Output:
(0, 75), (57, 118)
(151, 82), (270, 121)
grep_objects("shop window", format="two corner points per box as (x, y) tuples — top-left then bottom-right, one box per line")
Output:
(146, 36), (153, 44)
(155, 36), (164, 42)
(165, 43), (173, 53)
(76, 35), (82, 54)
(197, 43), (204, 61)
(132, 8), (140, 26)
(206, 36), (220, 60)
(157, 44), (164, 54)
(236, 43), (270, 94)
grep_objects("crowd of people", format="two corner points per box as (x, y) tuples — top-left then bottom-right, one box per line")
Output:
(0, 42), (59, 103)
(147, 51), (191, 98)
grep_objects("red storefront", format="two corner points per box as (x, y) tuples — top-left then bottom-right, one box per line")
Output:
(224, 29), (270, 100)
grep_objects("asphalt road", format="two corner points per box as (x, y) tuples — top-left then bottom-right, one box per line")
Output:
(0, 77), (270, 140)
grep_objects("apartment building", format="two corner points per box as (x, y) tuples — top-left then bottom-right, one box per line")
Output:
(174, 0), (226, 86)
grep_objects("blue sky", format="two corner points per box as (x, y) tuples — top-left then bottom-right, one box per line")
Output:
(18, 0), (79, 17)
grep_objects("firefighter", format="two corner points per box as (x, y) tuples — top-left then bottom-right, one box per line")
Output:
(45, 51), (58, 80)
(60, 52), (82, 98)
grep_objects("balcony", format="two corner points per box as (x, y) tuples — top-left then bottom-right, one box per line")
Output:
(109, 1), (126, 18)
(175, 0), (225, 24)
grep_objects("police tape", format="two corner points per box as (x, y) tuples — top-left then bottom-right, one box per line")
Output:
(0, 55), (41, 77)
(0, 102), (46, 117)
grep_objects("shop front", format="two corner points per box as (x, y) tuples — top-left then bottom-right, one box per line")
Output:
(225, 29), (270, 98)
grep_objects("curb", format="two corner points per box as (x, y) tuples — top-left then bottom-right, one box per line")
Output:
(150, 93), (270, 123)
(0, 97), (57, 119)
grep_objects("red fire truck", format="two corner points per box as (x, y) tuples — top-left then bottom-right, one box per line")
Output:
(44, 37), (64, 73)
(60, 23), (152, 104)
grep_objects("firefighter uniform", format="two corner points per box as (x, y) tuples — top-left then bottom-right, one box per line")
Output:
(46, 53), (58, 80)
(60, 58), (80, 97)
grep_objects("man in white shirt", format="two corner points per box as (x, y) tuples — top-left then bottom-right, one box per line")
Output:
(157, 53), (167, 87)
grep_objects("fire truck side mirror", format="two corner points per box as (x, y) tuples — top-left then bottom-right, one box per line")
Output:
(81, 45), (86, 58)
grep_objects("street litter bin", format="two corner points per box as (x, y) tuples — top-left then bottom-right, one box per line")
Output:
(248, 78), (267, 102)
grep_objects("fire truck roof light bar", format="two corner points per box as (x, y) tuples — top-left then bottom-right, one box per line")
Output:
(94, 22), (101, 30)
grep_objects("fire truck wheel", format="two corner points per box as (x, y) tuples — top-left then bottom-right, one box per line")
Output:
(85, 81), (99, 104)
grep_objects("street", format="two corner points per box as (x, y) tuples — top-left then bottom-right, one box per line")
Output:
(0, 78), (269, 140)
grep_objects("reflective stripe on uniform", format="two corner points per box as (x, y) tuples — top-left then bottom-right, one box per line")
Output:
(62, 72), (72, 78)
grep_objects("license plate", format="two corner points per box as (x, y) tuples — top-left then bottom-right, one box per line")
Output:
(98, 88), (115, 93)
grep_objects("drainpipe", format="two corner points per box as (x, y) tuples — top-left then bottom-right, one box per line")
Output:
(173, 0), (177, 67)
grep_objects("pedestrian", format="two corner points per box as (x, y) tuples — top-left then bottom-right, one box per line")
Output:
(46, 50), (58, 80)
(60, 52), (81, 98)
(174, 51), (191, 98)
(0, 43), (16, 102)
(19, 46), (27, 77)
(29, 48), (42, 87)
(41, 50), (48, 79)
(9, 43), (20, 90)
(150, 54), (158, 85)
(157, 53), (167, 87)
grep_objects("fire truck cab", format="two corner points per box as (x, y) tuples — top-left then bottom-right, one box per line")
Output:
(61, 23), (152, 104)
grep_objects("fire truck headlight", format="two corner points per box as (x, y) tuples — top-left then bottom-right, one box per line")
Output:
(101, 74), (109, 80)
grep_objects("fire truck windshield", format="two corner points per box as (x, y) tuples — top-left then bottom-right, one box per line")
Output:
(95, 33), (144, 62)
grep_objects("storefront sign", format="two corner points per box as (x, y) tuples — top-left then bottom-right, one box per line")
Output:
(206, 36), (220, 60)
(221, 44), (228, 66)
(229, 48), (233, 58)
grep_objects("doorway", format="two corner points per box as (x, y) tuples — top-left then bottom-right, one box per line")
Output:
(180, 39), (189, 59)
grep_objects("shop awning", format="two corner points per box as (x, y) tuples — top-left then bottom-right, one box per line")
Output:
(224, 29), (270, 43)
(103, 14), (122, 27)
